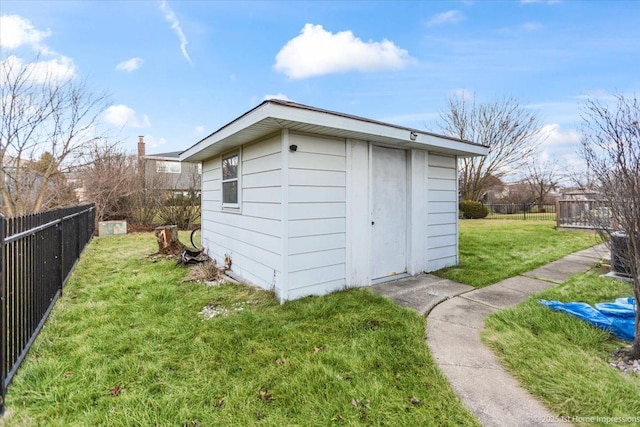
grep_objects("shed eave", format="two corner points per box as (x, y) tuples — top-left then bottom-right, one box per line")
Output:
(180, 101), (488, 162)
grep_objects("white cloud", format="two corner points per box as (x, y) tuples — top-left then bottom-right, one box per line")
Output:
(194, 125), (205, 135)
(116, 57), (143, 72)
(451, 88), (474, 101)
(538, 123), (581, 147)
(274, 24), (413, 79)
(1, 54), (76, 84)
(522, 22), (542, 31)
(27, 56), (76, 81)
(143, 134), (167, 149)
(104, 104), (150, 128)
(159, 1), (192, 65)
(0, 15), (51, 50)
(0, 16), (76, 83)
(426, 10), (464, 27)
(535, 124), (585, 177)
(575, 89), (616, 102)
(263, 93), (292, 102)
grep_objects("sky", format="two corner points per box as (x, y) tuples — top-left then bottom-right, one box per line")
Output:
(1, 0), (639, 178)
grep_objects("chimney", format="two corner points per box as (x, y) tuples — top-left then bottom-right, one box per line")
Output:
(138, 136), (145, 159)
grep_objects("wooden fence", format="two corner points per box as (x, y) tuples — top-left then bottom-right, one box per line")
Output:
(556, 199), (612, 229)
(0, 204), (95, 414)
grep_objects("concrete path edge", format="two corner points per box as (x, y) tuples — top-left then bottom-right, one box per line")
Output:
(372, 243), (609, 427)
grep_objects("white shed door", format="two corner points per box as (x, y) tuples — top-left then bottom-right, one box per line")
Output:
(371, 146), (407, 279)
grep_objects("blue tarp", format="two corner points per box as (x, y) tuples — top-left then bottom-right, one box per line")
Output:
(539, 297), (637, 341)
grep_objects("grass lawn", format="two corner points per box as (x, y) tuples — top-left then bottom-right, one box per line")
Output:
(3, 233), (479, 426)
(435, 220), (600, 287)
(483, 270), (640, 422)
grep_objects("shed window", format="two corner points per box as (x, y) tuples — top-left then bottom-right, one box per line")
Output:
(222, 152), (239, 205)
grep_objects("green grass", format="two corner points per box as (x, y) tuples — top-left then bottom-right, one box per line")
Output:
(435, 220), (600, 287)
(482, 270), (640, 423)
(3, 233), (478, 426)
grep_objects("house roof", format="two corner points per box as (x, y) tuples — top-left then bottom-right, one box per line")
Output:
(180, 100), (488, 162)
(143, 151), (182, 160)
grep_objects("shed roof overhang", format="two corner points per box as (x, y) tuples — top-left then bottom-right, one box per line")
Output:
(180, 100), (488, 162)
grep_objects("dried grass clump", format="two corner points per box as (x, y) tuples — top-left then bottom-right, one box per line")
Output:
(184, 260), (220, 283)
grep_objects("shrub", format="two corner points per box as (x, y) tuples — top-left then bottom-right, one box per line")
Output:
(157, 204), (200, 230)
(459, 200), (489, 219)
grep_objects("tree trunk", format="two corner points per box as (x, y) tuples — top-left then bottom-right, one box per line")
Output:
(154, 225), (185, 256)
(630, 283), (640, 360)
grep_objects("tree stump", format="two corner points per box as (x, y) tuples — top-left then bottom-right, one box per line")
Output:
(154, 225), (185, 256)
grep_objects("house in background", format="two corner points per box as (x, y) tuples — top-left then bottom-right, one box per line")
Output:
(181, 100), (487, 302)
(137, 136), (201, 197)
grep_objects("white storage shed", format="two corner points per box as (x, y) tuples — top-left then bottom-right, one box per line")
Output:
(181, 100), (487, 302)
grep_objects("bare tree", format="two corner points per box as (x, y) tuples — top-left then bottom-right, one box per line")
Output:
(0, 55), (108, 216)
(76, 141), (137, 225)
(439, 95), (542, 201)
(32, 151), (78, 208)
(156, 165), (201, 230)
(580, 93), (640, 359)
(129, 170), (166, 228)
(523, 160), (561, 207)
(497, 181), (536, 206)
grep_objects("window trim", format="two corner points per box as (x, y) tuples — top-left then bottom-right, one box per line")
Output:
(221, 149), (241, 211)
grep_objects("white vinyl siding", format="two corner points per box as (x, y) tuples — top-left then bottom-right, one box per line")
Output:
(200, 135), (282, 290)
(426, 153), (458, 271)
(199, 131), (464, 300)
(286, 133), (347, 299)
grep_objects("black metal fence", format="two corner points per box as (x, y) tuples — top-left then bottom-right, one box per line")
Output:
(0, 204), (95, 414)
(483, 203), (557, 221)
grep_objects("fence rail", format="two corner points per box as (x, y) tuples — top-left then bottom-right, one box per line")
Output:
(483, 203), (557, 221)
(557, 199), (611, 229)
(0, 204), (95, 414)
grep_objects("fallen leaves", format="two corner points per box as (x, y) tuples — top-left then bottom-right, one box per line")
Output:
(259, 389), (273, 403)
(109, 386), (121, 397)
(331, 412), (344, 422)
(350, 398), (370, 409)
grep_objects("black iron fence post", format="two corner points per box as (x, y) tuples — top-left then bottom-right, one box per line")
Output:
(0, 214), (6, 415)
(0, 204), (94, 416)
(57, 220), (63, 296)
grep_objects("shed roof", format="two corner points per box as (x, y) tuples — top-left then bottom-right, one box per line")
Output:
(180, 100), (488, 162)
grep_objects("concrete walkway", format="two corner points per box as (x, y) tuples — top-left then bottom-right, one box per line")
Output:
(371, 244), (609, 427)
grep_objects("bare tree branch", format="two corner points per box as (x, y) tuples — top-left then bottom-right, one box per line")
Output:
(580, 93), (640, 359)
(0, 55), (108, 216)
(523, 160), (561, 207)
(439, 95), (542, 201)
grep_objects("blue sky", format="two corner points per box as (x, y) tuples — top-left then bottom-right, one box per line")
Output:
(2, 0), (639, 174)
